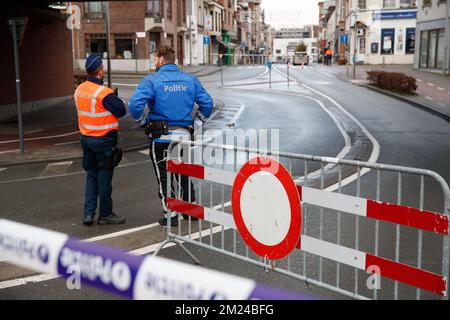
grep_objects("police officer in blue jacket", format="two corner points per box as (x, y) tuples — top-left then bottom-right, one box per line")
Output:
(129, 45), (214, 226)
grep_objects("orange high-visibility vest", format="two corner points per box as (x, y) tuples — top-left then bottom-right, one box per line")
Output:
(74, 81), (119, 137)
(325, 48), (334, 56)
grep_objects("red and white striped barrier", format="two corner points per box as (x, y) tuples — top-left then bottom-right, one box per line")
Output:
(167, 158), (449, 296)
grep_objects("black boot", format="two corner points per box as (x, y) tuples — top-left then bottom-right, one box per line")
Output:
(98, 213), (126, 225)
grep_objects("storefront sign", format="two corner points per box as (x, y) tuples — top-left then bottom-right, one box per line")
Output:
(372, 11), (417, 20)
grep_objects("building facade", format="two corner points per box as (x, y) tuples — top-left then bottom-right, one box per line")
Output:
(272, 26), (318, 63)
(72, 0), (271, 70)
(319, 0), (419, 65)
(74, 1), (189, 71)
(414, 0), (449, 73)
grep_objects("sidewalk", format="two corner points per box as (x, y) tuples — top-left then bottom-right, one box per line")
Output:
(0, 97), (223, 167)
(318, 63), (450, 121)
(0, 99), (148, 167)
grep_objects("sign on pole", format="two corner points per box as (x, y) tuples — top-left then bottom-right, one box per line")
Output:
(203, 35), (210, 45)
(204, 15), (213, 31)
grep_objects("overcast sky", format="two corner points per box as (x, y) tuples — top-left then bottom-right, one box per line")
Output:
(261, 0), (320, 29)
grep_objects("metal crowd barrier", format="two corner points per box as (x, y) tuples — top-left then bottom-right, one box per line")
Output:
(156, 139), (450, 300)
(0, 219), (317, 300)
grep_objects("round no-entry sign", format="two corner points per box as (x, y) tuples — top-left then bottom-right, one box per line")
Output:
(231, 157), (302, 260)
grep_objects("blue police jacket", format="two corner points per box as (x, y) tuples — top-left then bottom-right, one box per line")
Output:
(129, 64), (214, 127)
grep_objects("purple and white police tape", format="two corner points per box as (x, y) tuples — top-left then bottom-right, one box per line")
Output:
(0, 219), (318, 300)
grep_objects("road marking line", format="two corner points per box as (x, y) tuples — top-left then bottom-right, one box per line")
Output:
(0, 168), (6, 173)
(53, 141), (79, 146)
(0, 131), (80, 144)
(427, 83), (435, 87)
(83, 223), (160, 243)
(299, 83), (380, 192)
(425, 96), (434, 101)
(416, 79), (423, 82)
(0, 274), (59, 290)
(437, 87), (445, 91)
(38, 162), (73, 177)
(0, 159), (152, 184)
(437, 102), (446, 107)
(139, 149), (149, 156)
(0, 149), (20, 154)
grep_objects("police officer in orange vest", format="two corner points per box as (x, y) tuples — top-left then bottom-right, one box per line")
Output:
(325, 46), (334, 66)
(75, 55), (127, 226)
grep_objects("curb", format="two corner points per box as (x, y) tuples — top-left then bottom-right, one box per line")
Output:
(358, 84), (450, 123)
(0, 100), (226, 167)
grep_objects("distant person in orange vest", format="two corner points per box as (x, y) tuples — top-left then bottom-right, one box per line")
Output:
(74, 55), (127, 226)
(325, 47), (334, 66)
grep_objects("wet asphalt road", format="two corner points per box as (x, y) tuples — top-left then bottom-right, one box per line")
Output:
(1, 64), (449, 300)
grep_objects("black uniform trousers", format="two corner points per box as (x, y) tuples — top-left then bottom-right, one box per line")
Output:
(149, 140), (196, 218)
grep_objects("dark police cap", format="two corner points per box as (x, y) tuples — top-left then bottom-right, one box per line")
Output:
(85, 55), (103, 72)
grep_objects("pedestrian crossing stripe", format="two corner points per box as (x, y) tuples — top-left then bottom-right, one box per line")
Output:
(0, 168), (6, 173)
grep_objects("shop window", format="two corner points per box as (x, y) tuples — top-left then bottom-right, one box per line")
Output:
(381, 29), (395, 55)
(419, 31), (429, 68)
(115, 38), (135, 59)
(87, 35), (107, 58)
(405, 28), (415, 54)
(436, 29), (445, 68)
(419, 28), (445, 68)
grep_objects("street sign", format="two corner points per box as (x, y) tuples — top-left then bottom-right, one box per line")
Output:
(203, 36), (210, 45)
(340, 34), (349, 44)
(231, 157), (302, 260)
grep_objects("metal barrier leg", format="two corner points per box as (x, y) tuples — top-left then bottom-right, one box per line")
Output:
(152, 237), (201, 266)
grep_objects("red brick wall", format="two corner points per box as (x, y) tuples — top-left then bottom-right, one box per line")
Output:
(0, 6), (73, 106)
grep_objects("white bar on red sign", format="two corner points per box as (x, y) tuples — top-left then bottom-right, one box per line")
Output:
(204, 167), (236, 186)
(302, 187), (367, 217)
(204, 208), (236, 229)
(300, 235), (366, 270)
